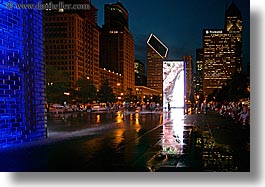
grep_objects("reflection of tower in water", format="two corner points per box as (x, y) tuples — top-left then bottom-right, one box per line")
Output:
(161, 109), (185, 155)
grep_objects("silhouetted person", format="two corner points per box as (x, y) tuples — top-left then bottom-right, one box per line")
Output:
(168, 102), (171, 112)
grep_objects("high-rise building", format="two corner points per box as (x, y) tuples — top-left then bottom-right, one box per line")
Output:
(135, 60), (147, 86)
(225, 1), (243, 74)
(44, 0), (100, 88)
(194, 48), (203, 95)
(183, 56), (193, 101)
(196, 48), (204, 73)
(146, 34), (168, 93)
(202, 2), (242, 96)
(100, 2), (135, 93)
(203, 29), (236, 96)
(0, 0), (45, 148)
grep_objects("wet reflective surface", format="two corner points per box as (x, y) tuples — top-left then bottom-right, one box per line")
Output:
(0, 110), (249, 172)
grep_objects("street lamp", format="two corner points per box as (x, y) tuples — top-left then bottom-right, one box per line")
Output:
(64, 92), (70, 96)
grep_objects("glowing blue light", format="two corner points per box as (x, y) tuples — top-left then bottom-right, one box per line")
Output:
(0, 0), (45, 149)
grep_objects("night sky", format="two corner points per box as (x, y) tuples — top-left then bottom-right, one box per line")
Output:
(92, 0), (250, 73)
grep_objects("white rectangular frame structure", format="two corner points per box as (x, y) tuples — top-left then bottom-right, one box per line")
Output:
(163, 60), (185, 111)
(147, 33), (168, 58)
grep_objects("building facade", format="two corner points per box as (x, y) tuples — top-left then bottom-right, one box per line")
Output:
(146, 34), (168, 94)
(203, 29), (236, 96)
(194, 48), (203, 95)
(135, 86), (161, 104)
(44, 0), (100, 88)
(202, 2), (243, 96)
(99, 68), (123, 97)
(196, 48), (204, 73)
(0, 0), (45, 148)
(100, 2), (135, 93)
(135, 60), (147, 86)
(183, 56), (193, 101)
(225, 2), (243, 74)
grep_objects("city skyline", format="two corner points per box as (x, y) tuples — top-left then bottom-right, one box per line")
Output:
(0, 0), (252, 173)
(93, 0), (250, 73)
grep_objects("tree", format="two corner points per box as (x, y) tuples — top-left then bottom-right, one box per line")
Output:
(151, 95), (161, 104)
(77, 76), (97, 103)
(46, 65), (70, 104)
(98, 79), (116, 103)
(123, 88), (135, 103)
(213, 72), (250, 102)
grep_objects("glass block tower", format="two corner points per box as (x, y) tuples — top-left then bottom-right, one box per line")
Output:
(0, 0), (45, 148)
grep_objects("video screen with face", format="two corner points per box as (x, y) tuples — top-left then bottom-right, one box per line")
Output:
(163, 61), (185, 111)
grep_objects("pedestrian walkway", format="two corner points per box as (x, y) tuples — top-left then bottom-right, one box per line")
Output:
(0, 110), (250, 172)
(155, 110), (250, 172)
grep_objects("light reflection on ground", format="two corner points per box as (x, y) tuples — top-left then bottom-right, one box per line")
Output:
(0, 110), (249, 172)
(147, 109), (189, 171)
(162, 109), (185, 156)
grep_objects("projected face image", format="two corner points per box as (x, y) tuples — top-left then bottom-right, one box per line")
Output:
(163, 61), (185, 110)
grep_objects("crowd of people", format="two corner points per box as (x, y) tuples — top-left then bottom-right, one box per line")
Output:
(217, 101), (250, 127)
(48, 97), (250, 128)
(194, 100), (250, 127)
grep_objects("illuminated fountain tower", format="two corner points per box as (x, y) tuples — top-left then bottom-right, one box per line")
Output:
(0, 1), (45, 148)
(162, 60), (185, 111)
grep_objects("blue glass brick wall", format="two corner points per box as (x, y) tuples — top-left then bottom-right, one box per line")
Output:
(0, 0), (45, 148)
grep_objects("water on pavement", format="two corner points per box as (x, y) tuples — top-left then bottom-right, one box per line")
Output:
(0, 109), (249, 172)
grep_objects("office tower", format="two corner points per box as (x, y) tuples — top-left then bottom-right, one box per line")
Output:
(194, 48), (203, 95)
(44, 0), (100, 88)
(225, 1), (243, 74)
(0, 0), (45, 148)
(202, 2), (243, 96)
(100, 2), (135, 93)
(146, 33), (168, 93)
(183, 56), (193, 101)
(196, 49), (204, 73)
(135, 60), (147, 86)
(203, 29), (236, 96)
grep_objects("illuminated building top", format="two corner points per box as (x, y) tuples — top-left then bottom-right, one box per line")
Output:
(104, 2), (129, 30)
(225, 1), (242, 74)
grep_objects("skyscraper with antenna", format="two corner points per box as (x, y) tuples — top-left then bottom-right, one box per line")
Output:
(202, 1), (243, 96)
(225, 1), (243, 74)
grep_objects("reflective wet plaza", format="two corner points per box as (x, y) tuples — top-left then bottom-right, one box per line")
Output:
(0, 109), (250, 172)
